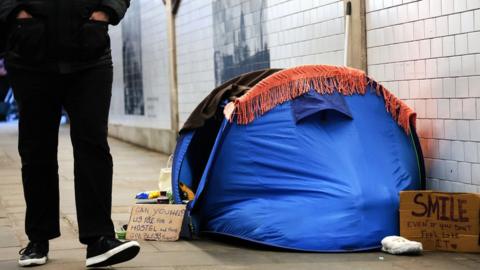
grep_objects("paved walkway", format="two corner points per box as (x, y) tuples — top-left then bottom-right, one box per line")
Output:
(0, 122), (479, 270)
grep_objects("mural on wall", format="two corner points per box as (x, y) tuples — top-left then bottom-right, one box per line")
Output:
(213, 0), (270, 86)
(122, 0), (145, 115)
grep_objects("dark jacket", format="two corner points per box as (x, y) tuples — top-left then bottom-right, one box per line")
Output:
(0, 0), (130, 73)
(0, 21), (6, 57)
(181, 69), (282, 132)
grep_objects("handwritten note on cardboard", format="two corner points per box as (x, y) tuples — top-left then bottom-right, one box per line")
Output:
(400, 191), (480, 253)
(126, 204), (186, 241)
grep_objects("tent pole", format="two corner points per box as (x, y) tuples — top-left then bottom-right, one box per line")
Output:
(344, 1), (352, 67)
(166, 0), (179, 136)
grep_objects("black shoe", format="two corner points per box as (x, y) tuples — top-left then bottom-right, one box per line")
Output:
(18, 241), (49, 267)
(85, 236), (140, 268)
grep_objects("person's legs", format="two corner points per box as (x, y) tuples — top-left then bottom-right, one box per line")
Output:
(61, 66), (115, 244)
(62, 65), (140, 267)
(8, 68), (62, 242)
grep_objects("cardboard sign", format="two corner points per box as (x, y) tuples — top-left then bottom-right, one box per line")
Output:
(400, 191), (480, 253)
(126, 204), (186, 241)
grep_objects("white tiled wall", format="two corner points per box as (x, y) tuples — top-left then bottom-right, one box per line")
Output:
(366, 0), (480, 193)
(110, 0), (171, 129)
(266, 0), (345, 68)
(140, 0), (171, 129)
(109, 24), (124, 118)
(176, 0), (216, 126)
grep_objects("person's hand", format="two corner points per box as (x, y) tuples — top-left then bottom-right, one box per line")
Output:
(16, 10), (33, 19)
(89, 11), (109, 22)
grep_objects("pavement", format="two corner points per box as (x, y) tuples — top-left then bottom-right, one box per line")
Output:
(0, 122), (479, 270)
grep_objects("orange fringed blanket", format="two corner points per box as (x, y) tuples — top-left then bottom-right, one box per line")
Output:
(234, 65), (416, 134)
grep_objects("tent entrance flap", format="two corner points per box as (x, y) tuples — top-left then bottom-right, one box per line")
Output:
(174, 116), (224, 203)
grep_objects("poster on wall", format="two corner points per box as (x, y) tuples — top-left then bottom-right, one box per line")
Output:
(122, 0), (145, 115)
(213, 0), (270, 86)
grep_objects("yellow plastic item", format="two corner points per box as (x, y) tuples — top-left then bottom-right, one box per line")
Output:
(148, 190), (160, 199)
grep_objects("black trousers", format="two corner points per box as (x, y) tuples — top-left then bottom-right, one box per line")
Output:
(8, 65), (115, 244)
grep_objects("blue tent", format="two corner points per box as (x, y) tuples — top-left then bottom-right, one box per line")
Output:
(172, 65), (424, 252)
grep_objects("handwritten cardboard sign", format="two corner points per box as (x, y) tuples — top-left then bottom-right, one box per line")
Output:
(126, 204), (186, 241)
(400, 191), (480, 253)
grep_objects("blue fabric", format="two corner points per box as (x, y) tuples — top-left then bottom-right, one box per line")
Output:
(172, 85), (421, 251)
